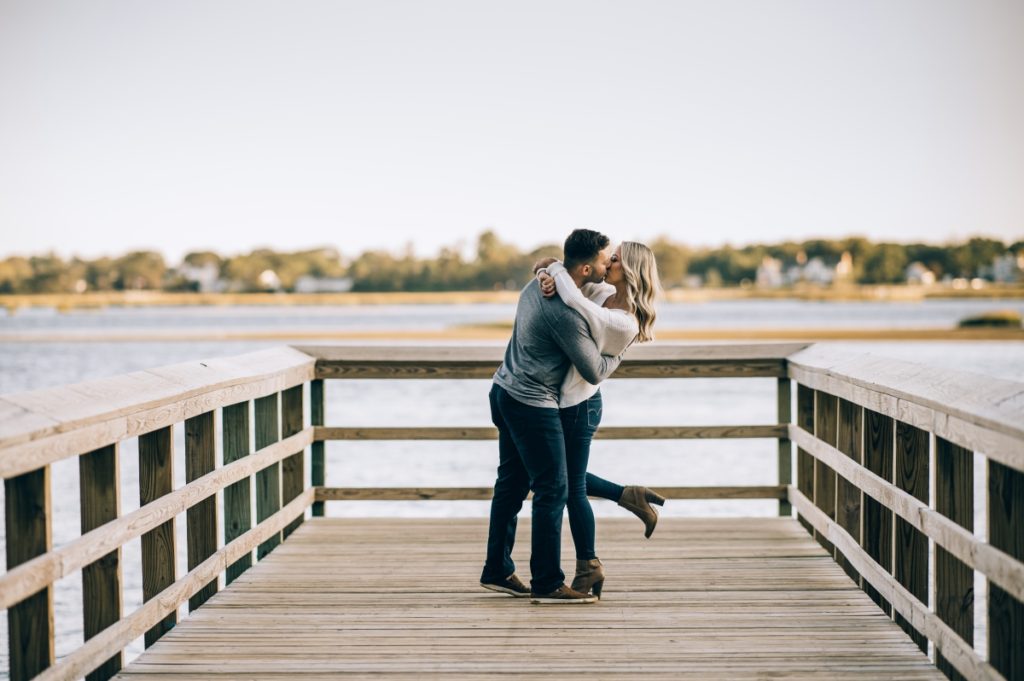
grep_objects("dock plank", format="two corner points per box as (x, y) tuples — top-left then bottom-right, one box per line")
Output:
(114, 517), (942, 680)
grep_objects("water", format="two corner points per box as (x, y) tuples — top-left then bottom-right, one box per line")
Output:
(1, 300), (1021, 674)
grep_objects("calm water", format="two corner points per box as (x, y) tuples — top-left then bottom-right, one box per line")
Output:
(1, 300), (1021, 672)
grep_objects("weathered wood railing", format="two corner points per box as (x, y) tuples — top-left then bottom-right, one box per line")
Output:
(785, 345), (1024, 681)
(1, 342), (1021, 681)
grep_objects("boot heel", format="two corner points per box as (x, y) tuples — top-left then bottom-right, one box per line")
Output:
(647, 489), (666, 506)
(592, 580), (604, 599)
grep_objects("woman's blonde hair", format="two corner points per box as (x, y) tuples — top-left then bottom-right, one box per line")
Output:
(619, 241), (662, 342)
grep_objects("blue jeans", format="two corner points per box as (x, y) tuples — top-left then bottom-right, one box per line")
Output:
(560, 390), (626, 560)
(481, 384), (568, 594)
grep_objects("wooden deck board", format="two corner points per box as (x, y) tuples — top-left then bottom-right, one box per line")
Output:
(114, 517), (943, 680)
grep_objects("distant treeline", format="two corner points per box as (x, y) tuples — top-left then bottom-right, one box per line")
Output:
(0, 232), (1020, 294)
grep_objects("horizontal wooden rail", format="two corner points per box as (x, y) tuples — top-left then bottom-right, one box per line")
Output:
(0, 348), (315, 480)
(34, 488), (314, 681)
(315, 425), (787, 441)
(295, 343), (808, 380)
(789, 424), (1024, 602)
(789, 487), (1005, 681)
(0, 427), (314, 611)
(315, 485), (787, 502)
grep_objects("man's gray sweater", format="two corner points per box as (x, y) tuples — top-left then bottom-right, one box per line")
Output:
(493, 279), (622, 408)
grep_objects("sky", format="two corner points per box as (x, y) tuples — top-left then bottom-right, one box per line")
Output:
(1, 0), (1022, 263)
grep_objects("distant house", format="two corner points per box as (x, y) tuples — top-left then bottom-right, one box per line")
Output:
(799, 257), (835, 285)
(755, 256), (784, 288)
(991, 252), (1023, 283)
(178, 262), (225, 293)
(294, 276), (354, 293)
(258, 269), (282, 291)
(905, 262), (936, 285)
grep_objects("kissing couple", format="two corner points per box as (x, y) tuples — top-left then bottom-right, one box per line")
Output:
(480, 228), (664, 604)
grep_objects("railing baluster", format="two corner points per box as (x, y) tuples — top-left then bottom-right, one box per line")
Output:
(934, 437), (973, 681)
(79, 444), (123, 681)
(255, 393), (282, 559)
(139, 426), (176, 647)
(777, 377), (792, 517)
(894, 421), (929, 653)
(5, 466), (54, 681)
(813, 391), (838, 556)
(988, 459), (1023, 679)
(281, 385), (305, 538)
(223, 401), (253, 583)
(796, 384), (815, 534)
(185, 411), (218, 611)
(862, 408), (894, 616)
(311, 379), (326, 517)
(835, 398), (862, 585)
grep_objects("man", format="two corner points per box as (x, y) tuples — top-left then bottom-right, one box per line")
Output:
(480, 228), (621, 604)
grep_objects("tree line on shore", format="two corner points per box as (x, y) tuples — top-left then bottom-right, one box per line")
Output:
(0, 232), (1019, 294)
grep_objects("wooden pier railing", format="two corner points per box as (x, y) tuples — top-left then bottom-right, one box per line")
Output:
(0, 343), (1021, 681)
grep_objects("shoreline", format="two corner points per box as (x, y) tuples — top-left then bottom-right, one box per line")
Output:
(2, 284), (1024, 311)
(2, 326), (1021, 343)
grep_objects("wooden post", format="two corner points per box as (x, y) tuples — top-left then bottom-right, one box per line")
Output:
(777, 377), (792, 517)
(311, 379), (326, 518)
(863, 408), (894, 616)
(281, 385), (305, 538)
(989, 459), (1023, 679)
(796, 384), (815, 534)
(79, 445), (123, 681)
(185, 411), (218, 611)
(255, 393), (282, 559)
(935, 437), (973, 681)
(894, 421), (928, 653)
(5, 466), (54, 681)
(813, 391), (838, 556)
(222, 401), (252, 584)
(835, 398), (862, 585)
(139, 426), (176, 647)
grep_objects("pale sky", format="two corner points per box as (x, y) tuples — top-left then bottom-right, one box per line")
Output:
(1, 0), (1022, 263)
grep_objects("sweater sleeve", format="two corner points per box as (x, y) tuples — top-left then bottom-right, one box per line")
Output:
(546, 261), (638, 342)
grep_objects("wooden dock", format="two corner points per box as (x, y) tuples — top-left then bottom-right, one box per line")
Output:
(113, 517), (942, 680)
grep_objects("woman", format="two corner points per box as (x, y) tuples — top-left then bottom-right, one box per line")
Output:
(534, 241), (664, 598)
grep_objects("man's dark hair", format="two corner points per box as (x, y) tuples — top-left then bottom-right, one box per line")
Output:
(563, 229), (610, 269)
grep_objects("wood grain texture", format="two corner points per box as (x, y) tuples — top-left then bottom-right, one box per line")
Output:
(79, 445), (123, 681)
(315, 485), (787, 502)
(836, 398), (862, 585)
(138, 426), (176, 647)
(185, 411), (218, 612)
(777, 377), (793, 516)
(935, 438), (973, 681)
(255, 394), (281, 560)
(863, 408), (894, 616)
(310, 379), (325, 518)
(222, 401), (252, 584)
(813, 391), (838, 556)
(988, 460), (1023, 680)
(280, 385), (305, 538)
(796, 383), (815, 535)
(315, 425), (787, 441)
(894, 421), (929, 653)
(108, 515), (944, 681)
(5, 466), (54, 681)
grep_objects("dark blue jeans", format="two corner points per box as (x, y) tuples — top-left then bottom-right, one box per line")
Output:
(481, 384), (568, 594)
(560, 390), (626, 560)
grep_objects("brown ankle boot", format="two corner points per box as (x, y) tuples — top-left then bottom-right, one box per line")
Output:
(618, 486), (666, 538)
(570, 558), (605, 599)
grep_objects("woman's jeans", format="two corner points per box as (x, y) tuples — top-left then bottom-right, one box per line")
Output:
(560, 390), (625, 561)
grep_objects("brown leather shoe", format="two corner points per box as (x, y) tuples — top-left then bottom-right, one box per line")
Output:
(480, 573), (531, 597)
(618, 486), (666, 538)
(571, 558), (605, 599)
(530, 584), (598, 604)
